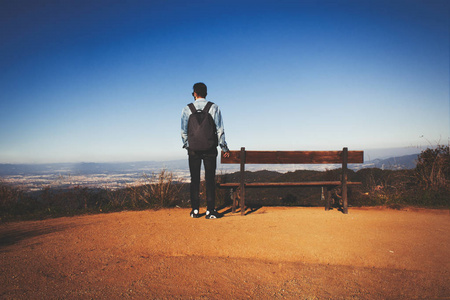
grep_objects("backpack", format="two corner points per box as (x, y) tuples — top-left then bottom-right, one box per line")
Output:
(187, 101), (218, 151)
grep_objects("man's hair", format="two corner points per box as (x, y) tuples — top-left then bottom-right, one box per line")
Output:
(193, 82), (207, 98)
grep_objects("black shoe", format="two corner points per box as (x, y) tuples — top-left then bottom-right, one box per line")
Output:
(190, 209), (200, 218)
(205, 209), (223, 219)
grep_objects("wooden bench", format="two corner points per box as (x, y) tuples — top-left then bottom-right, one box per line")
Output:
(218, 147), (364, 215)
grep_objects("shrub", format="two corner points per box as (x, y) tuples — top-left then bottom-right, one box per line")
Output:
(351, 145), (450, 208)
(415, 145), (450, 190)
(0, 181), (23, 211)
(354, 168), (413, 206)
(131, 170), (185, 209)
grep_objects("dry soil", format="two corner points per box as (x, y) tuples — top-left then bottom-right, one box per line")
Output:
(1, 206), (449, 299)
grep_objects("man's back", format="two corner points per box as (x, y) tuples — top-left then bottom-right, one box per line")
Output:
(187, 101), (218, 151)
(181, 98), (228, 153)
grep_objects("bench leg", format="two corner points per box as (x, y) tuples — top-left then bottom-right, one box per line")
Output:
(232, 188), (237, 214)
(325, 187), (332, 211)
(342, 147), (349, 214)
(239, 147), (246, 216)
(240, 186), (245, 216)
(342, 185), (348, 214)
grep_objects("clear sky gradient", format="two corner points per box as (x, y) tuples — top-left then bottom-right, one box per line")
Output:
(1, 0), (449, 163)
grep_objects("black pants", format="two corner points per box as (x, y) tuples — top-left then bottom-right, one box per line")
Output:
(188, 148), (217, 211)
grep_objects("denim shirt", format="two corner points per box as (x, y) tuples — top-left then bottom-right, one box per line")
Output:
(181, 98), (229, 152)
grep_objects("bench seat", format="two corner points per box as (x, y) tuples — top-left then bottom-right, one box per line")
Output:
(219, 181), (362, 188)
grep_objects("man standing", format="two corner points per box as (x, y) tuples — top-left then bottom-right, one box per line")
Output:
(181, 82), (230, 219)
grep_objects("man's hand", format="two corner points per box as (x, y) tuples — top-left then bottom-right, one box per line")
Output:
(223, 151), (230, 158)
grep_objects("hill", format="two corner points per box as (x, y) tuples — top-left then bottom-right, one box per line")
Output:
(361, 153), (418, 170)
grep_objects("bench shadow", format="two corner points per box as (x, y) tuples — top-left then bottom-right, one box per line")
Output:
(218, 205), (263, 216)
(218, 204), (348, 216)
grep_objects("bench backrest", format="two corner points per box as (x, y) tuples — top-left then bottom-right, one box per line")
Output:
(221, 148), (364, 164)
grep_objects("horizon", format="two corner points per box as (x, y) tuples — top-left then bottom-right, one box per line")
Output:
(1, 1), (449, 164)
(0, 146), (424, 165)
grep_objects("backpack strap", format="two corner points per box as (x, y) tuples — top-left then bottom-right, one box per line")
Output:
(188, 103), (197, 114)
(204, 101), (214, 113)
(188, 102), (214, 114)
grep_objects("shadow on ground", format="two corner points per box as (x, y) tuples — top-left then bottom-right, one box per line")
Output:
(0, 224), (75, 249)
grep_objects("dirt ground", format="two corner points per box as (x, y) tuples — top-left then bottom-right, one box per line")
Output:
(1, 206), (449, 299)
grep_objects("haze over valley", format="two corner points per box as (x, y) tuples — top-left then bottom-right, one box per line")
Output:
(0, 149), (420, 192)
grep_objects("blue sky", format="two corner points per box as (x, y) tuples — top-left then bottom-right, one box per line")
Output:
(0, 0), (448, 163)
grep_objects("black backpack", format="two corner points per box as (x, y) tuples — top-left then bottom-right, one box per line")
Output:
(187, 101), (218, 151)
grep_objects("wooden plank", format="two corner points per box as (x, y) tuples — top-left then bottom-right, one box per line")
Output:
(221, 150), (363, 164)
(218, 181), (362, 188)
(246, 181), (342, 187)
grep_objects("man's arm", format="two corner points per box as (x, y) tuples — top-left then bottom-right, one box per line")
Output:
(181, 106), (190, 149)
(213, 105), (229, 153)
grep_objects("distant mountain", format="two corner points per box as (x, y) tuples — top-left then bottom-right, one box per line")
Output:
(361, 153), (419, 170)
